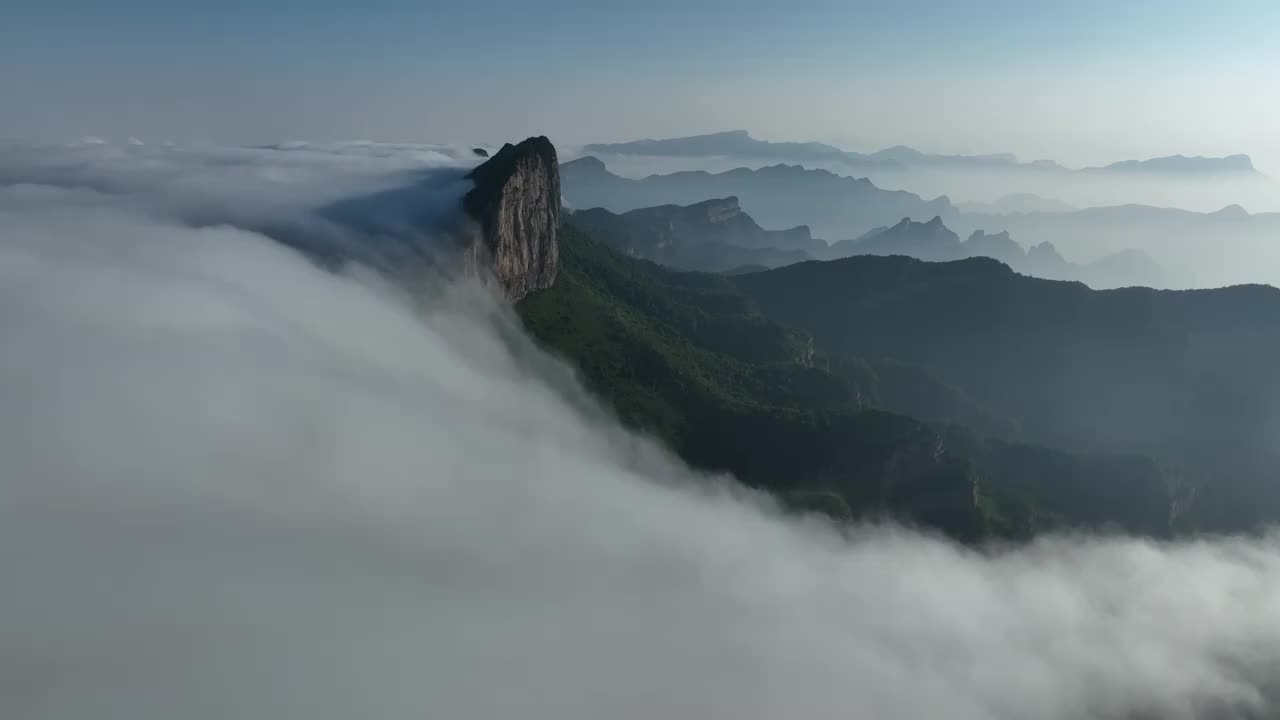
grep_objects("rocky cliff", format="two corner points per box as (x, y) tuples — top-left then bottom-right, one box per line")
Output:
(463, 136), (560, 302)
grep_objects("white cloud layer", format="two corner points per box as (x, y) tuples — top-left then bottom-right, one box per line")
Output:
(1, 142), (1280, 719)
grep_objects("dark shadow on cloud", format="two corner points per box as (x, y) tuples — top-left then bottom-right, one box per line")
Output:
(0, 140), (484, 286)
(304, 166), (474, 274)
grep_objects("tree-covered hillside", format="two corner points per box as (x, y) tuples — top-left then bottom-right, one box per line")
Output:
(518, 223), (1178, 539)
(733, 254), (1280, 531)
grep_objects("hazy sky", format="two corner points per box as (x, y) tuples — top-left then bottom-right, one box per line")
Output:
(4, 0), (1280, 170)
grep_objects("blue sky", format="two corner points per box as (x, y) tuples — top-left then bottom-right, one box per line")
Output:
(3, 1), (1279, 167)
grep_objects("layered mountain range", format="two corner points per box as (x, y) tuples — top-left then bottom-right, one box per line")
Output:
(454, 137), (1280, 538)
(568, 197), (818, 272)
(558, 183), (1162, 288)
(562, 153), (1280, 288)
(585, 130), (1261, 176)
(817, 217), (1167, 288)
(561, 154), (954, 240)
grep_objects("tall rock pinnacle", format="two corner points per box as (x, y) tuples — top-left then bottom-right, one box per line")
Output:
(462, 136), (560, 302)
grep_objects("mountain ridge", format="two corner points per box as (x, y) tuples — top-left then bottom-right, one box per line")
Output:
(730, 252), (1280, 530)
(817, 216), (1164, 288)
(567, 196), (820, 272)
(561, 155), (955, 239)
(517, 219), (1182, 537)
(583, 129), (1260, 176)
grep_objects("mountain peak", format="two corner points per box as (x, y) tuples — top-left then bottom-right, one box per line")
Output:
(1027, 241), (1066, 264)
(687, 196), (744, 221)
(871, 145), (926, 162)
(710, 195), (742, 210)
(961, 229), (1025, 266)
(562, 155), (608, 172)
(464, 136), (560, 302)
(835, 216), (961, 262)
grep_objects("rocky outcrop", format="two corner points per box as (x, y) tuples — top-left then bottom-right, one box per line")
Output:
(1026, 241), (1067, 268)
(676, 197), (819, 251)
(823, 216), (960, 261)
(463, 136), (560, 302)
(702, 196), (744, 224)
(963, 230), (1023, 265)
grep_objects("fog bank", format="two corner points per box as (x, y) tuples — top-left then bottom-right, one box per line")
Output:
(2, 143), (1280, 719)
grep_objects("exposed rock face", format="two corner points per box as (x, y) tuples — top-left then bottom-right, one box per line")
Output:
(463, 136), (560, 302)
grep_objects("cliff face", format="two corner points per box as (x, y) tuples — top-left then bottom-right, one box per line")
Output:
(463, 136), (560, 302)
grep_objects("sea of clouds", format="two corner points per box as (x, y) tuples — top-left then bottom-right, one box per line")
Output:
(2, 140), (1280, 720)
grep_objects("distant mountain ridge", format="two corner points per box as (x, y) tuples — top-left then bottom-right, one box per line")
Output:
(959, 193), (1078, 215)
(568, 196), (818, 272)
(830, 216), (958, 260)
(561, 155), (955, 239)
(732, 253), (1280, 530)
(561, 154), (1275, 288)
(556, 180), (1163, 288)
(565, 141), (1280, 287)
(584, 130), (1259, 176)
(1089, 154), (1256, 174)
(949, 201), (1280, 288)
(819, 216), (1164, 288)
(584, 130), (1024, 171)
(583, 129), (884, 167)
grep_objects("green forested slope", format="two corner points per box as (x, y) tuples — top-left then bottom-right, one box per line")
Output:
(733, 254), (1280, 531)
(518, 224), (1179, 539)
